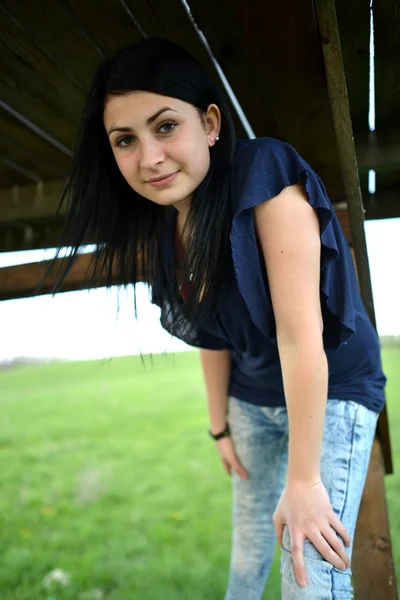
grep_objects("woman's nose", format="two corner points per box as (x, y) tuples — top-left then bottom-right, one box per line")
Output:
(139, 139), (165, 170)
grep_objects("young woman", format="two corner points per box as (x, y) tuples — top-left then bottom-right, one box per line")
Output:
(52, 38), (386, 599)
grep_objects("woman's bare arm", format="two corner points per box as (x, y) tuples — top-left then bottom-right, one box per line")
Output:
(199, 348), (231, 434)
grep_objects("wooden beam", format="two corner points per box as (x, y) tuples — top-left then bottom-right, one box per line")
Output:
(314, 0), (397, 596)
(0, 179), (64, 223)
(352, 438), (398, 598)
(0, 253), (122, 300)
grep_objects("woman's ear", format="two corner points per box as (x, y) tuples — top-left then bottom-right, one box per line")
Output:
(206, 103), (221, 140)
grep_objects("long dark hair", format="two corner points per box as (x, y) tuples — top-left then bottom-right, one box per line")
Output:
(48, 38), (237, 340)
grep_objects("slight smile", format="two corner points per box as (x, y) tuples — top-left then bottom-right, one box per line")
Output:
(146, 171), (180, 187)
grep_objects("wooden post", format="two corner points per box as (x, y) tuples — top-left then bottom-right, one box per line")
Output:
(313, 0), (397, 597)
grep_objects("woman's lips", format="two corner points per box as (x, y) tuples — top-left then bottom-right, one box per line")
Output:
(147, 171), (179, 187)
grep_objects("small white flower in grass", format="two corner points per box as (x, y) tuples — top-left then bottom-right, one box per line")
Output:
(43, 569), (71, 588)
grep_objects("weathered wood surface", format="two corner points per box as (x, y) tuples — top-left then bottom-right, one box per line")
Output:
(0, 253), (119, 300)
(352, 437), (398, 599)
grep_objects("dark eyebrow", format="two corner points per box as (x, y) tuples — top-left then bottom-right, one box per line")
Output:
(107, 107), (178, 136)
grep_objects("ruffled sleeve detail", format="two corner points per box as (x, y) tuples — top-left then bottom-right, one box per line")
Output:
(230, 138), (356, 350)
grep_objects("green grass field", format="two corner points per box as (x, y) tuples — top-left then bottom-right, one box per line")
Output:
(1, 346), (399, 600)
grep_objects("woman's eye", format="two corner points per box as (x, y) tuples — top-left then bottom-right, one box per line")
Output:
(116, 136), (134, 148)
(157, 121), (177, 134)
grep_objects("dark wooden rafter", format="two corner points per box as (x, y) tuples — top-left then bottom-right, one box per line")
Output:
(314, 1), (397, 598)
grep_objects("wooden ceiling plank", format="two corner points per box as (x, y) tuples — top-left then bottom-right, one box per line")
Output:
(187, 0), (343, 198)
(58, 0), (144, 55)
(0, 8), (85, 150)
(0, 0), (103, 92)
(374, 0), (400, 130)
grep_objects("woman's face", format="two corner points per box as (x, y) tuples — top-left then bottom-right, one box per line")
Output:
(104, 91), (220, 211)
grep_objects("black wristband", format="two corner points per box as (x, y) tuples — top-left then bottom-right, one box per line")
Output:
(208, 423), (230, 441)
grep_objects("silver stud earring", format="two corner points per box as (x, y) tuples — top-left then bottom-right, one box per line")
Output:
(215, 136), (220, 141)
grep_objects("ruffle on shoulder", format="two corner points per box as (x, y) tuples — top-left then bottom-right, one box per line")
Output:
(230, 138), (356, 350)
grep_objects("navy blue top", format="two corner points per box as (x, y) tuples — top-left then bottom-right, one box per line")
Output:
(155, 137), (386, 413)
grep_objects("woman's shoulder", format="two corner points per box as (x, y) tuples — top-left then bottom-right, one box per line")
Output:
(230, 137), (310, 215)
(233, 136), (300, 166)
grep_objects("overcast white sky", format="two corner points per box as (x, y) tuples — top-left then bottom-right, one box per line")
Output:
(0, 218), (399, 362)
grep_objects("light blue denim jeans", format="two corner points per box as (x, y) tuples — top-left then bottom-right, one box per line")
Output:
(224, 397), (379, 600)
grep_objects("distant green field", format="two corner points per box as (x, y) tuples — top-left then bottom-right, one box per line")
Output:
(0, 346), (399, 600)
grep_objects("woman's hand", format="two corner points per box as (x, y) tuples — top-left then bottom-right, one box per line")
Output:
(215, 436), (248, 480)
(273, 479), (351, 587)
